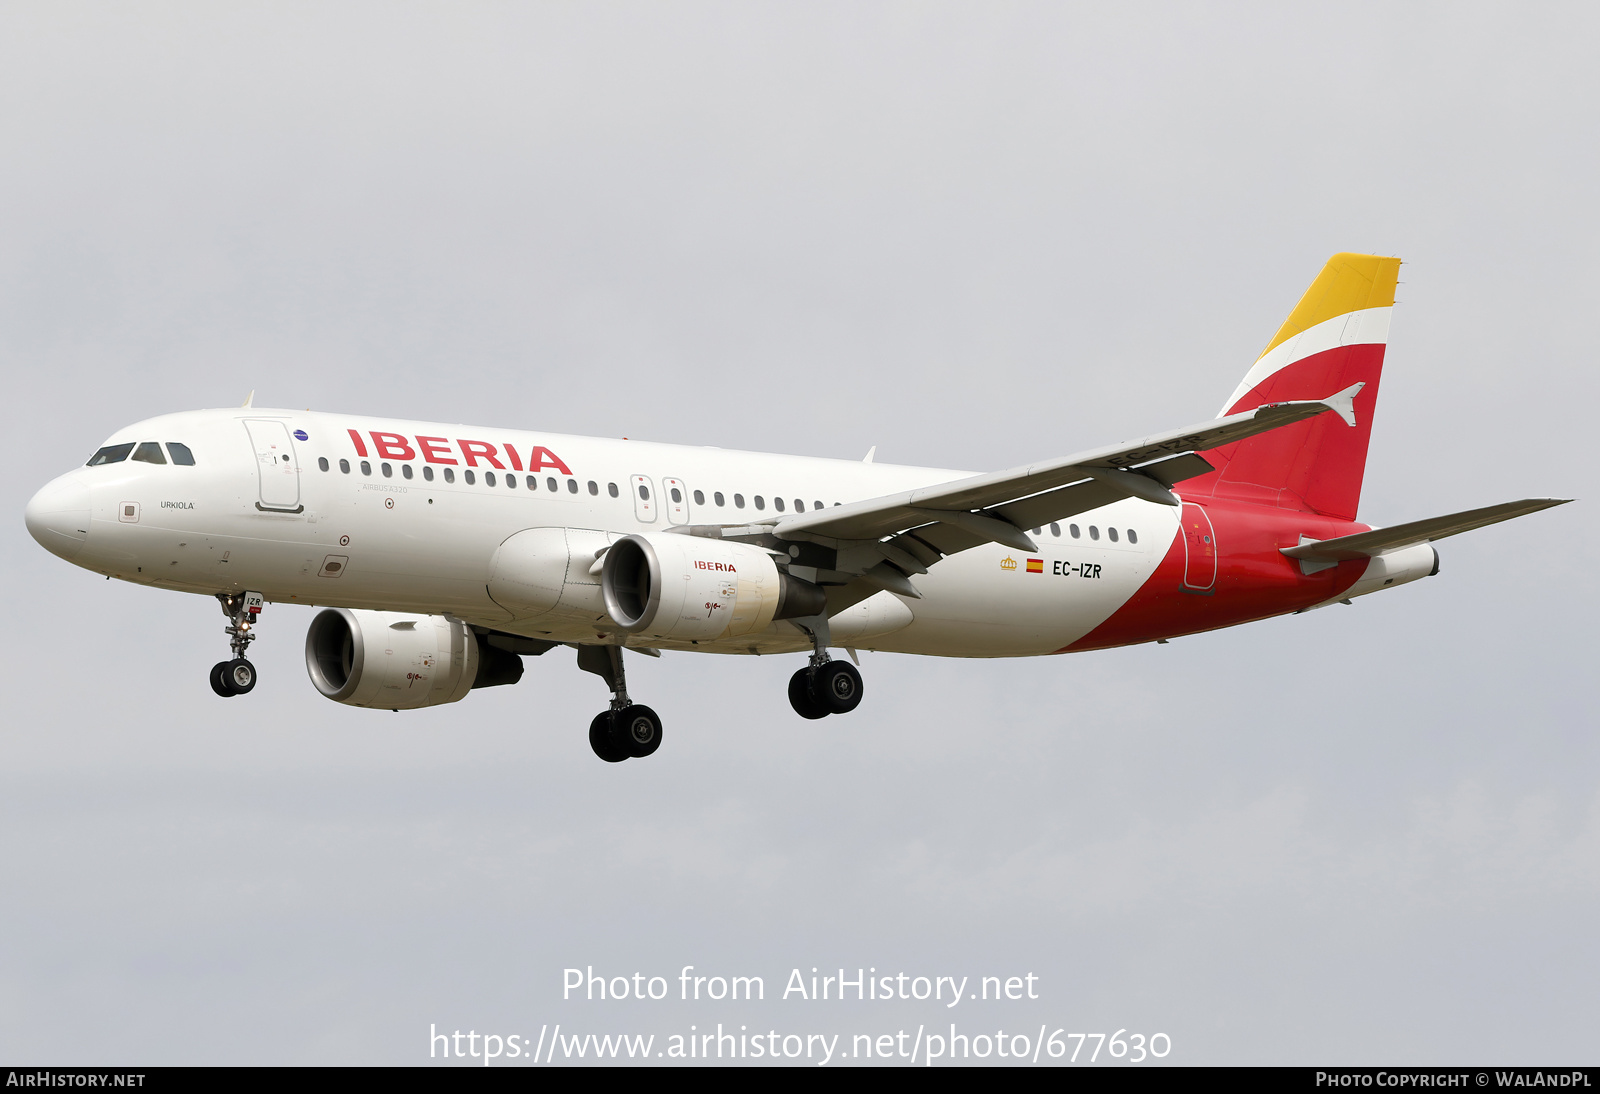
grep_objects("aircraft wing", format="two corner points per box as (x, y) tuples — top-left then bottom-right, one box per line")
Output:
(1281, 498), (1572, 562)
(694, 384), (1365, 599)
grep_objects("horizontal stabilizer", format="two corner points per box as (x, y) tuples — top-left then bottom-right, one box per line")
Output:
(1282, 498), (1571, 562)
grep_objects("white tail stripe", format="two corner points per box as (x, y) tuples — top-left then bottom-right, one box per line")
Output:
(1218, 306), (1391, 415)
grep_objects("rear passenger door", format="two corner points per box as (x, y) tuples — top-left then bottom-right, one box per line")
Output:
(1181, 503), (1217, 591)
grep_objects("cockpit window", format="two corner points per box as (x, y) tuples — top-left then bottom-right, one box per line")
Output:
(87, 443), (135, 466)
(131, 441), (167, 465)
(167, 442), (196, 466)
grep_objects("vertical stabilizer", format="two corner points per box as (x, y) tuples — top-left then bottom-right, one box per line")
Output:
(1186, 253), (1400, 521)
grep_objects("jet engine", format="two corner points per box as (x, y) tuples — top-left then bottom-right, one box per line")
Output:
(304, 608), (523, 709)
(601, 533), (827, 642)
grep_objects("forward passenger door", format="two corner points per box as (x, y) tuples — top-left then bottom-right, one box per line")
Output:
(244, 419), (302, 512)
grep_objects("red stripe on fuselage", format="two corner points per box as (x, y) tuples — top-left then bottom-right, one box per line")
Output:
(1061, 497), (1372, 652)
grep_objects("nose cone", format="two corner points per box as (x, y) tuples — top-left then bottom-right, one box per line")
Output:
(25, 474), (92, 562)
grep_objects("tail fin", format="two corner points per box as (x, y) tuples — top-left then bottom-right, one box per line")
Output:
(1188, 253), (1400, 521)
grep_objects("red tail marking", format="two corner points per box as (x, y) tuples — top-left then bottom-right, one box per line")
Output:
(1188, 343), (1385, 521)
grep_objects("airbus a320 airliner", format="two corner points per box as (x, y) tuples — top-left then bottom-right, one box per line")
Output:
(24, 254), (1568, 762)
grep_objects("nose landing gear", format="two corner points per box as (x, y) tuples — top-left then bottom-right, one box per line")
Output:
(210, 591), (264, 697)
(577, 644), (664, 762)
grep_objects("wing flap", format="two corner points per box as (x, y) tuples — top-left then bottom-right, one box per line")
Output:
(1283, 498), (1571, 561)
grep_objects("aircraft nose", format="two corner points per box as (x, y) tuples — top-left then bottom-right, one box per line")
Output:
(25, 474), (92, 562)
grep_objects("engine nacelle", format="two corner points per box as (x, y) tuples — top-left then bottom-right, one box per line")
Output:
(601, 533), (827, 642)
(305, 608), (522, 710)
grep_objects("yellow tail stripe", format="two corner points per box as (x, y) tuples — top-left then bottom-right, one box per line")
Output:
(1260, 253), (1401, 360)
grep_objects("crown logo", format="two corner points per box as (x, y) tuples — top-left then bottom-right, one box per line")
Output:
(1000, 556), (1018, 571)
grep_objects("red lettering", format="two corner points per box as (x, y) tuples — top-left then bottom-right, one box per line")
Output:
(415, 436), (457, 465)
(502, 444), (524, 472)
(369, 432), (415, 460)
(527, 446), (572, 475)
(456, 439), (504, 469)
(347, 429), (368, 458)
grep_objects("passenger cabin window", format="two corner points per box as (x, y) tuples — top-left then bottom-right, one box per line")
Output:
(1089, 525), (1100, 541)
(339, 459), (351, 474)
(638, 484), (650, 500)
(318, 457), (330, 472)
(528, 476), (538, 490)
(754, 496), (766, 510)
(670, 487), (682, 503)
(588, 481), (598, 495)
(1050, 523), (1061, 537)
(1069, 524), (1080, 538)
(566, 479), (578, 494)
(506, 474), (516, 489)
(693, 489), (705, 505)
(465, 470), (476, 485)
(1108, 527), (1119, 542)
(608, 482), (619, 498)
(360, 460), (372, 476)
(423, 466), (434, 481)
(402, 464), (413, 480)
(382, 463), (392, 477)
(485, 471), (496, 486)
(132, 441), (166, 465)
(715, 492), (725, 506)
(774, 497), (786, 512)
(547, 477), (557, 491)
(794, 499), (804, 513)
(167, 443), (196, 466)
(444, 468), (456, 483)
(734, 494), (745, 509)
(1127, 529), (1138, 544)
(87, 443), (136, 466)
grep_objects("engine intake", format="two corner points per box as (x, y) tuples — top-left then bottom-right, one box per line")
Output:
(601, 534), (826, 642)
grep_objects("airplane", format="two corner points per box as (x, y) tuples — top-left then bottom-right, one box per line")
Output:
(24, 253), (1569, 763)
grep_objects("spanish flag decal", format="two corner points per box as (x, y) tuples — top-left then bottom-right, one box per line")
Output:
(1026, 558), (1043, 573)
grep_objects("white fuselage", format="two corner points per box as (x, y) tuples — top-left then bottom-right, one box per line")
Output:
(31, 408), (1178, 658)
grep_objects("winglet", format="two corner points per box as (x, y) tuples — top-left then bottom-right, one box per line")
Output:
(1323, 381), (1364, 427)
(863, 446), (877, 464)
(240, 390), (255, 408)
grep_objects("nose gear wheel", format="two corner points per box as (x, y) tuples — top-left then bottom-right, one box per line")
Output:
(209, 592), (263, 697)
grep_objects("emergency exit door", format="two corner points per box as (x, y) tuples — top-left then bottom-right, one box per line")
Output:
(631, 475), (656, 522)
(662, 478), (689, 524)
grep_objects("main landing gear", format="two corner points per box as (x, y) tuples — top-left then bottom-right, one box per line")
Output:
(577, 645), (663, 763)
(786, 615), (864, 720)
(210, 591), (263, 698)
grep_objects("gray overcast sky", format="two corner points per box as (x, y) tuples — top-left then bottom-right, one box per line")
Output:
(2, 1), (1595, 1065)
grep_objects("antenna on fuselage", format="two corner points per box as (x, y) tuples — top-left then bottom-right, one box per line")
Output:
(240, 390), (255, 408)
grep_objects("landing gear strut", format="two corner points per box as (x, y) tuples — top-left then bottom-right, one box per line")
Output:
(577, 644), (663, 762)
(210, 591), (263, 697)
(786, 615), (863, 719)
